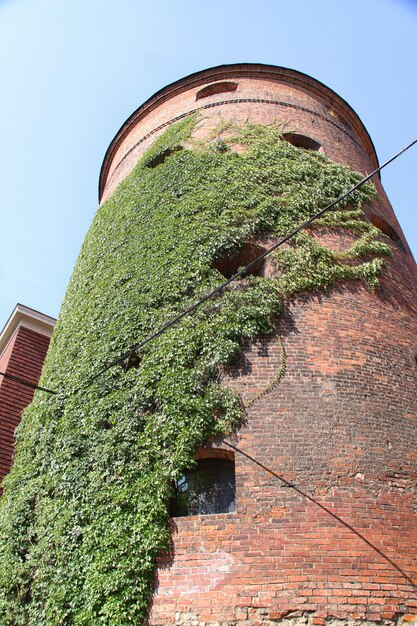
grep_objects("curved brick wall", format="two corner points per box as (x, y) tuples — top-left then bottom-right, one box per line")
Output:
(101, 65), (417, 625)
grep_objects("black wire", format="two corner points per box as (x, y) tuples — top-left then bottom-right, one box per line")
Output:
(224, 440), (417, 589)
(6, 139), (414, 397)
(0, 371), (57, 395)
(77, 137), (417, 393)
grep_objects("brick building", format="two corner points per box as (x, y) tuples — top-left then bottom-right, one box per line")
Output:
(1, 64), (417, 625)
(0, 304), (55, 488)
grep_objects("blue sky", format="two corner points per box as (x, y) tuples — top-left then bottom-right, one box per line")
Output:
(0, 0), (416, 330)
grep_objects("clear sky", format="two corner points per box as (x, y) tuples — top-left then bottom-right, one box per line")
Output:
(0, 0), (416, 331)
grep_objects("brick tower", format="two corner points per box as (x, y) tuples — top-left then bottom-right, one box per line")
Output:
(1, 63), (416, 626)
(100, 64), (417, 625)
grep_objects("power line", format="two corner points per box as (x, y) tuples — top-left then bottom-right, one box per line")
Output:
(0, 371), (56, 395)
(3, 138), (415, 398)
(224, 440), (417, 589)
(77, 137), (417, 392)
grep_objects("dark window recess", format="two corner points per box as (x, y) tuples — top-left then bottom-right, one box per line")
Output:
(146, 146), (182, 168)
(121, 351), (141, 372)
(214, 242), (266, 279)
(370, 214), (406, 252)
(282, 133), (321, 152)
(173, 459), (236, 516)
(196, 82), (238, 101)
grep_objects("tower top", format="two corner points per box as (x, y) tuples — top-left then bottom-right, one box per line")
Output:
(99, 63), (379, 202)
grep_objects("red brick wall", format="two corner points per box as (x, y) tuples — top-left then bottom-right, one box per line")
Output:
(102, 66), (417, 625)
(0, 326), (51, 485)
(101, 65), (414, 265)
(151, 275), (417, 624)
(102, 77), (377, 204)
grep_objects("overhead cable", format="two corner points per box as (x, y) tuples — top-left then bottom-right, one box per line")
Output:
(225, 440), (417, 589)
(0, 370), (57, 395)
(78, 137), (417, 392)
(6, 139), (415, 398)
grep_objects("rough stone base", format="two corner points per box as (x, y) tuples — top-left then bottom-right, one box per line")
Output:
(165, 610), (416, 626)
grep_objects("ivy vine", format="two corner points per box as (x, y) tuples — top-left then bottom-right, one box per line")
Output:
(0, 116), (390, 625)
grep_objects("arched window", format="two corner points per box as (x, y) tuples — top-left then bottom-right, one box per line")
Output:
(213, 242), (266, 279)
(369, 214), (406, 252)
(282, 132), (321, 152)
(196, 82), (238, 100)
(172, 458), (236, 516)
(145, 146), (182, 168)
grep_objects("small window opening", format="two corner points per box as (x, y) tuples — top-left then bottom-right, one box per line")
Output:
(146, 146), (182, 168)
(370, 214), (406, 252)
(172, 458), (236, 516)
(282, 133), (321, 152)
(121, 350), (141, 372)
(196, 81), (238, 101)
(213, 242), (266, 279)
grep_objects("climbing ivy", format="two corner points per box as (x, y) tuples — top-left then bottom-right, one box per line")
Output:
(0, 117), (390, 625)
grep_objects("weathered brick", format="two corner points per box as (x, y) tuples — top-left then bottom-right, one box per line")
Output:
(141, 65), (417, 625)
(3, 65), (417, 626)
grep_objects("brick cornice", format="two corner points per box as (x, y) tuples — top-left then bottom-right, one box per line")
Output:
(99, 63), (379, 202)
